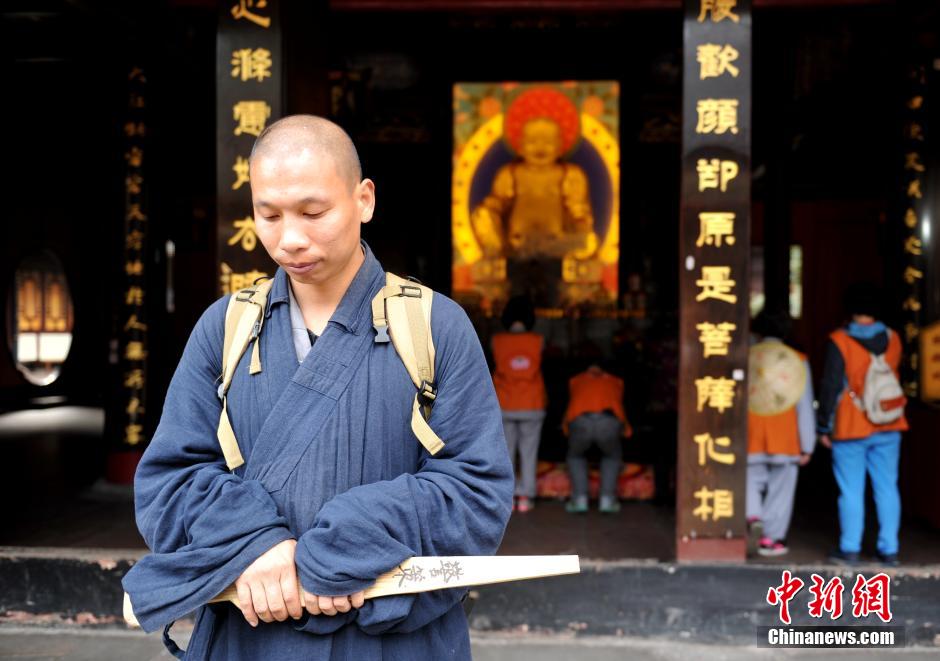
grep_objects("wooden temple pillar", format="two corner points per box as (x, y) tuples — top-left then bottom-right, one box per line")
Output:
(216, 0), (284, 295)
(676, 0), (752, 562)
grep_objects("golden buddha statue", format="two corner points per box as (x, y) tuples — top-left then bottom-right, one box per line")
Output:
(471, 117), (597, 261)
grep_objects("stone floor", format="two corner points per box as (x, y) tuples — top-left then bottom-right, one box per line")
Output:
(1, 628), (937, 661)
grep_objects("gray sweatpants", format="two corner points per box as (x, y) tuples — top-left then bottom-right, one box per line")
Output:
(746, 460), (798, 542)
(567, 412), (623, 500)
(503, 411), (545, 498)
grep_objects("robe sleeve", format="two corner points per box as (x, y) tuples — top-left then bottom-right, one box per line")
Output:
(121, 297), (294, 633)
(293, 296), (514, 635)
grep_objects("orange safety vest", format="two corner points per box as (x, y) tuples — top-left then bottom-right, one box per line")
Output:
(563, 369), (632, 436)
(747, 349), (806, 456)
(830, 328), (909, 441)
(491, 332), (546, 411)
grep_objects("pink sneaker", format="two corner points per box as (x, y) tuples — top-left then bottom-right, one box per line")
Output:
(516, 496), (534, 513)
(758, 537), (789, 557)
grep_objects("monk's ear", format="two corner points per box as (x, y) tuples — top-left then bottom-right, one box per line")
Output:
(356, 178), (376, 225)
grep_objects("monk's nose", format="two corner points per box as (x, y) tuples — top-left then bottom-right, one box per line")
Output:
(279, 217), (310, 252)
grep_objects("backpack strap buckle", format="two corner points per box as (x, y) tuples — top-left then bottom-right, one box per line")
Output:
(374, 323), (390, 343)
(417, 379), (437, 407)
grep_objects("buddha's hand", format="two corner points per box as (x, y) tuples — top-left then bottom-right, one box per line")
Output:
(471, 207), (504, 256)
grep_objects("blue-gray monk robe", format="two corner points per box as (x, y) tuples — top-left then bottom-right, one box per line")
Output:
(122, 241), (514, 659)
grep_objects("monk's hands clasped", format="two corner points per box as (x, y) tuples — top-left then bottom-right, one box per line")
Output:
(301, 589), (366, 617)
(235, 539), (366, 625)
(235, 539), (304, 627)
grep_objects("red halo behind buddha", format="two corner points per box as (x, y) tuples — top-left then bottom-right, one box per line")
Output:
(504, 87), (581, 155)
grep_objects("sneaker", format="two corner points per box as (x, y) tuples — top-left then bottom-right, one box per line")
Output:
(598, 496), (621, 514)
(565, 496), (588, 514)
(876, 551), (900, 567)
(757, 537), (789, 557)
(828, 549), (861, 566)
(516, 496), (534, 513)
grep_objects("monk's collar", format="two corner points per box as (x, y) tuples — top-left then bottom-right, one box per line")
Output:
(266, 240), (384, 335)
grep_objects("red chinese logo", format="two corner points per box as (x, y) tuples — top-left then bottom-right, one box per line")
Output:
(766, 570), (804, 625)
(807, 574), (844, 619)
(851, 573), (893, 623)
(766, 571), (893, 624)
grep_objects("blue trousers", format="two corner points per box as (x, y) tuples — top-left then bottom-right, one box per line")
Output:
(831, 431), (901, 555)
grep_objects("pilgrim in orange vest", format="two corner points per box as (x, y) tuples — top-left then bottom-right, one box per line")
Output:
(491, 295), (546, 513)
(563, 364), (632, 515)
(746, 309), (816, 557)
(816, 284), (908, 565)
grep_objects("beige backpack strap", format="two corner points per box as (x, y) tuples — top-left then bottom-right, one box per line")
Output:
(217, 278), (274, 470)
(371, 273), (444, 455)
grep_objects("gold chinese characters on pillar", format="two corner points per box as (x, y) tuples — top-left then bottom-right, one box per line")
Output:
(677, 0), (752, 557)
(899, 65), (929, 400)
(217, 0), (281, 295)
(118, 65), (150, 449)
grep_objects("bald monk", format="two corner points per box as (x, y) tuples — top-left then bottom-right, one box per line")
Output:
(122, 115), (514, 659)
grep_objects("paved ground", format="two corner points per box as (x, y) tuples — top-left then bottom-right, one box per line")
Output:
(1, 628), (938, 660)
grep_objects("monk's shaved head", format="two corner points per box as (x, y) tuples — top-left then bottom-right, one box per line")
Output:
(249, 115), (362, 189)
